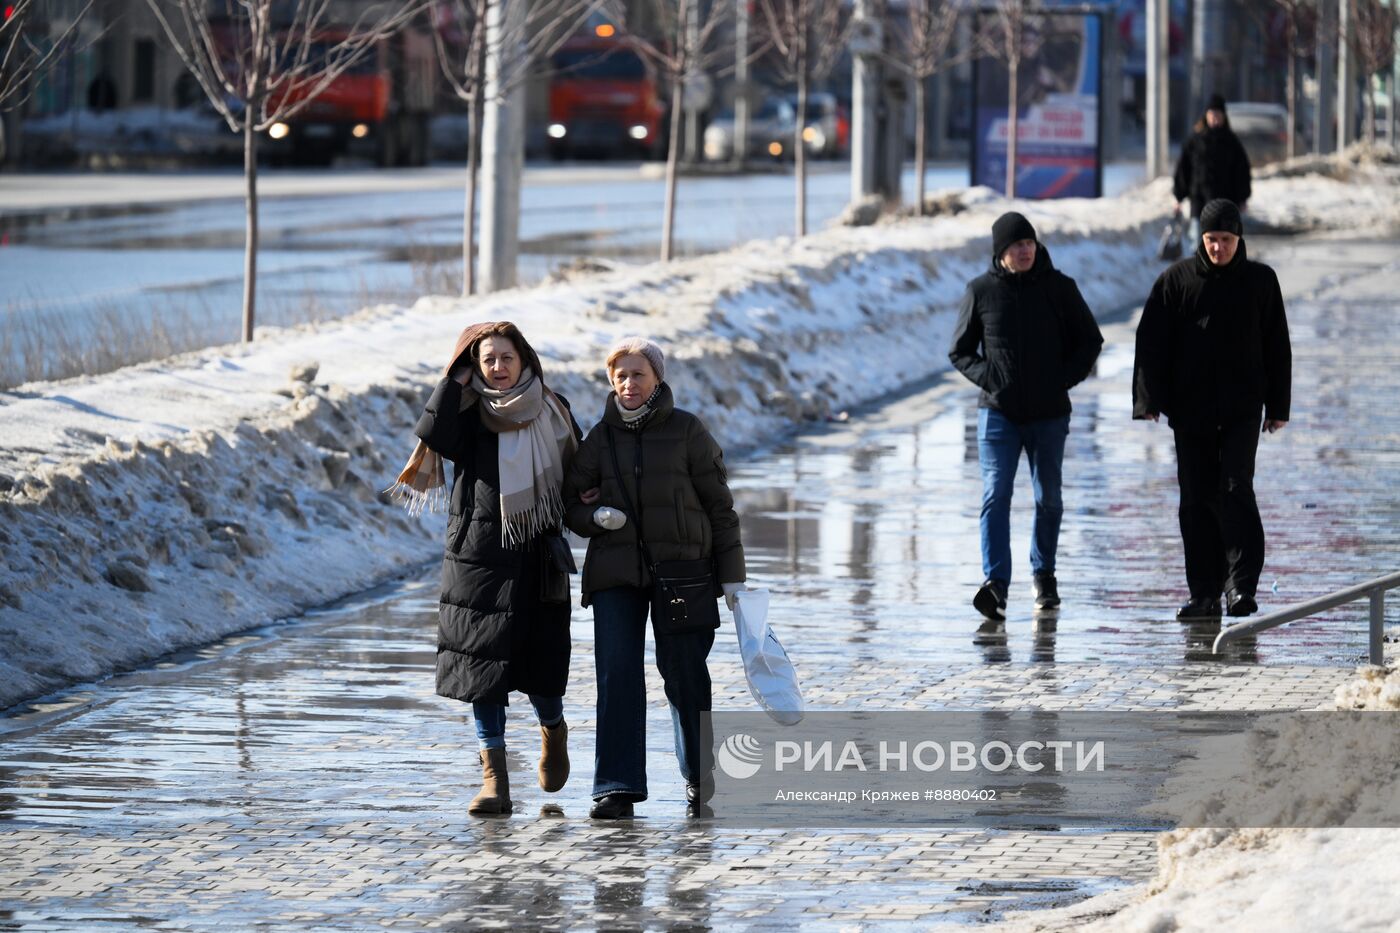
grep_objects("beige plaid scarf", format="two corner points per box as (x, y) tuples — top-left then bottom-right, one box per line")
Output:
(388, 368), (577, 546)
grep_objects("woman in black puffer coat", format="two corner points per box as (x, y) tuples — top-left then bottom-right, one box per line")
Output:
(563, 336), (747, 822)
(394, 321), (582, 817)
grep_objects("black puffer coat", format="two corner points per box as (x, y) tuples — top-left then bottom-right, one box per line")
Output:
(1132, 239), (1291, 431)
(1173, 125), (1252, 219)
(414, 377), (582, 705)
(562, 383), (745, 608)
(948, 244), (1104, 424)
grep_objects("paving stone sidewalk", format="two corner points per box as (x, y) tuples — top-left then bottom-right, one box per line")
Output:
(2, 236), (1395, 929)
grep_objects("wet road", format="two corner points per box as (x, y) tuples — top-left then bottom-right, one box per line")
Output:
(0, 162), (1145, 384)
(1, 235), (1396, 928)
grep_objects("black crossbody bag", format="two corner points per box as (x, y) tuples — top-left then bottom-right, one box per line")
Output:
(539, 528), (576, 605)
(607, 426), (721, 636)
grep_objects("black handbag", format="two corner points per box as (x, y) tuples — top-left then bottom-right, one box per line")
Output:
(539, 529), (576, 605)
(1157, 216), (1184, 261)
(607, 426), (721, 636)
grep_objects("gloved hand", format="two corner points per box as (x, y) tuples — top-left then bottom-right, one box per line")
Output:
(593, 507), (627, 531)
(721, 582), (748, 612)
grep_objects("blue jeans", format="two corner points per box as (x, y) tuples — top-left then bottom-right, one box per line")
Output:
(978, 408), (1069, 584)
(472, 695), (564, 751)
(591, 585), (715, 801)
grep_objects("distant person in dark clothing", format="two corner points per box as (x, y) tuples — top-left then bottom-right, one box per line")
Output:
(949, 212), (1104, 622)
(1173, 94), (1252, 242)
(88, 74), (117, 112)
(1132, 199), (1292, 620)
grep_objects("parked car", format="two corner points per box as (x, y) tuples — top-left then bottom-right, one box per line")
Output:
(1227, 101), (1289, 166)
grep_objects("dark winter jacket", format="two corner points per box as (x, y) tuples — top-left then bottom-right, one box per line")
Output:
(948, 244), (1104, 424)
(562, 382), (745, 607)
(1132, 239), (1291, 430)
(1173, 126), (1252, 219)
(414, 376), (582, 705)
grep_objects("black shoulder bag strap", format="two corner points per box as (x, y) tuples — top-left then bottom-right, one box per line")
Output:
(606, 424), (662, 583)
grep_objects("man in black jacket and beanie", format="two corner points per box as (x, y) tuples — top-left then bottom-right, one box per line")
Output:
(950, 212), (1104, 621)
(1133, 198), (1291, 619)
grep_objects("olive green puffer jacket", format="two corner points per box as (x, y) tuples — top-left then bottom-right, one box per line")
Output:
(562, 383), (745, 607)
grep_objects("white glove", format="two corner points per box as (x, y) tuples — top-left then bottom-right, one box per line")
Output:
(593, 507), (627, 531)
(722, 582), (748, 612)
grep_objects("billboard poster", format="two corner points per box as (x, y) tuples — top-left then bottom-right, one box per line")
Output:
(971, 11), (1104, 199)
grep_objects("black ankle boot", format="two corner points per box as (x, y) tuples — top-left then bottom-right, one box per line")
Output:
(1226, 590), (1258, 617)
(686, 776), (714, 804)
(589, 794), (635, 820)
(1177, 596), (1222, 620)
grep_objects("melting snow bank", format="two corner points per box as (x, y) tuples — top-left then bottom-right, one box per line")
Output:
(980, 666), (1400, 933)
(0, 165), (1391, 710)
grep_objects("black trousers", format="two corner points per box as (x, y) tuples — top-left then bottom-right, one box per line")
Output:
(1173, 420), (1266, 600)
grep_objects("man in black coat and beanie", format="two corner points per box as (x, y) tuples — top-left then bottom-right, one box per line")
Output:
(949, 212), (1104, 622)
(1133, 198), (1292, 619)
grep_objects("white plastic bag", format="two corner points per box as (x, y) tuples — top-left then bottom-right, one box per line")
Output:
(732, 588), (804, 725)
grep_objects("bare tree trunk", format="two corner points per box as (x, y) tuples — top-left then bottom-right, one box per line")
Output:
(1364, 80), (1375, 144)
(661, 78), (683, 261)
(914, 76), (927, 215)
(1286, 31), (1297, 158)
(1005, 54), (1018, 198)
(242, 119), (258, 342)
(795, 69), (807, 236)
(463, 93), (483, 296)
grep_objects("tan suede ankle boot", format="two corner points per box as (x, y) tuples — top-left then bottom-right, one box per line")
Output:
(468, 747), (512, 815)
(538, 720), (569, 792)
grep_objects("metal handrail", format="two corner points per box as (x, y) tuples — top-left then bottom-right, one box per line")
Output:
(1213, 571), (1400, 664)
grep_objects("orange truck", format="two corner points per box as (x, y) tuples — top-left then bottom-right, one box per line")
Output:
(547, 38), (667, 159)
(260, 25), (436, 167)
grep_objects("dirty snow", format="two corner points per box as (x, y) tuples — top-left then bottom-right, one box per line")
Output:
(976, 664), (1400, 933)
(1, 163), (1395, 711)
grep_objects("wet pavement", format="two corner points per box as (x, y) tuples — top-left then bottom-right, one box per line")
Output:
(1, 235), (1397, 928)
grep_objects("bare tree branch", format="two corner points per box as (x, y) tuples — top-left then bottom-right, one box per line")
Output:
(615, 0), (741, 260)
(975, 0), (1067, 197)
(430, 0), (611, 294)
(146, 0), (432, 341)
(757, 0), (852, 235)
(0, 0), (99, 111)
(1347, 0), (1397, 144)
(880, 0), (970, 214)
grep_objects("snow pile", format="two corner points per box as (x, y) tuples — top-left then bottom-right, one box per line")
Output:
(986, 665), (1400, 932)
(23, 106), (237, 158)
(1248, 144), (1400, 236)
(1333, 662), (1400, 710)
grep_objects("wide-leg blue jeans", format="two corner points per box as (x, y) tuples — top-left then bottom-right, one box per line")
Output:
(590, 585), (715, 801)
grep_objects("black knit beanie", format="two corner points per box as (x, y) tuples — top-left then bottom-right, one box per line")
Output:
(992, 211), (1037, 259)
(1200, 199), (1242, 236)
(1206, 93), (1227, 114)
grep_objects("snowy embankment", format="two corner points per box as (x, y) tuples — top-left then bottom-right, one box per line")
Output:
(982, 665), (1400, 933)
(1, 160), (1393, 711)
